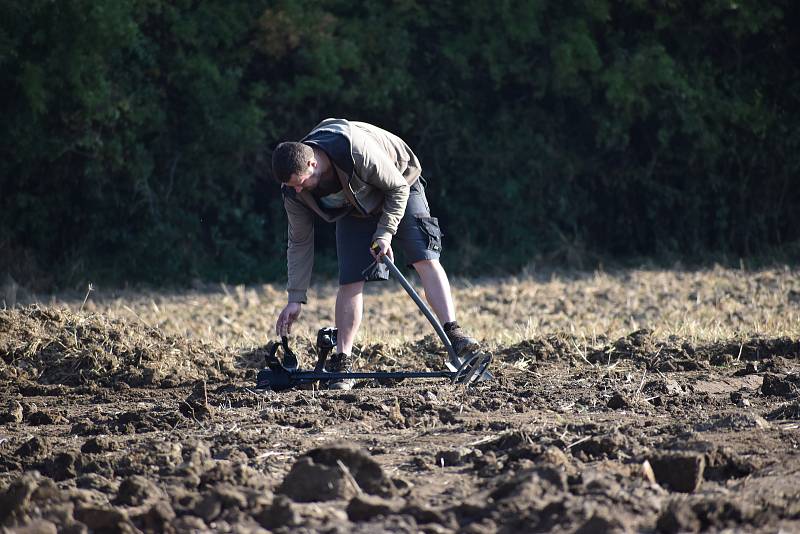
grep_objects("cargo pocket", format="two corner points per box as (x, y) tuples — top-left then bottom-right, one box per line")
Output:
(415, 216), (443, 252)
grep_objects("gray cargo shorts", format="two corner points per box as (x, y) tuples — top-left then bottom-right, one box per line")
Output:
(336, 178), (442, 285)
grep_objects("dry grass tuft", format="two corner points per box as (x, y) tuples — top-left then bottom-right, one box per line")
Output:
(44, 265), (799, 348)
(3, 266), (796, 382)
(0, 305), (241, 387)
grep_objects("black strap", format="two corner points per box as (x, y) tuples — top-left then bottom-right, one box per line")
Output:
(265, 336), (299, 372)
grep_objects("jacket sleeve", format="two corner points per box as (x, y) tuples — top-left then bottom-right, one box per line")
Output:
(284, 194), (314, 304)
(354, 136), (410, 243)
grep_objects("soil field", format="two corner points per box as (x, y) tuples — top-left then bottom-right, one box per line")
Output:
(1, 267), (799, 533)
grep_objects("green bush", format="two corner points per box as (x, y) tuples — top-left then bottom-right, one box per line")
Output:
(1, 0), (798, 289)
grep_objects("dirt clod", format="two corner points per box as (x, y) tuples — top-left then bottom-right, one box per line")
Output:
(607, 392), (632, 409)
(74, 507), (133, 532)
(657, 500), (702, 533)
(42, 452), (78, 481)
(761, 373), (799, 398)
(347, 494), (406, 521)
(648, 453), (705, 493)
(278, 456), (360, 502)
(135, 501), (176, 532)
(256, 495), (299, 529)
(0, 400), (23, 423)
(13, 520), (58, 534)
(304, 442), (397, 497)
(436, 448), (472, 467)
(574, 511), (627, 534)
(26, 410), (66, 425)
(81, 436), (116, 454)
(15, 436), (50, 460)
(115, 475), (164, 506)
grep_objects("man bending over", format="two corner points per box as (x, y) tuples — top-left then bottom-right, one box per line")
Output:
(272, 118), (479, 390)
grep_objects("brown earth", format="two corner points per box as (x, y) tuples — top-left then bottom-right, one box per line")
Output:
(1, 268), (800, 533)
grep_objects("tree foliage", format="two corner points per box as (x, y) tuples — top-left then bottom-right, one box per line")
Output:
(1, 0), (798, 288)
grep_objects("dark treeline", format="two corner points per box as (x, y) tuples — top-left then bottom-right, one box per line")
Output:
(2, 0), (799, 289)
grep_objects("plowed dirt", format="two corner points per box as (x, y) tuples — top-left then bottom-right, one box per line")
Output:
(1, 268), (799, 533)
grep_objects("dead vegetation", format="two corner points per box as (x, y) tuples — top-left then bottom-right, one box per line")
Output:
(24, 265), (795, 351)
(0, 306), (240, 387)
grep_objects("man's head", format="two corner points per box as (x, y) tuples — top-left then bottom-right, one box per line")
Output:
(272, 142), (316, 189)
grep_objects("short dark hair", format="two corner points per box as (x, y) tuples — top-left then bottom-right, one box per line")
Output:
(272, 142), (313, 183)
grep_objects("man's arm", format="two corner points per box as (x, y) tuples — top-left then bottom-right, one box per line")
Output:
(354, 136), (410, 243)
(284, 193), (315, 304)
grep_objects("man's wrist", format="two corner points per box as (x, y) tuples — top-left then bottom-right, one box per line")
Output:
(372, 229), (392, 243)
(287, 289), (307, 304)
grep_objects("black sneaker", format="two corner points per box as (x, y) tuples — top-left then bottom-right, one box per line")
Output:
(444, 321), (480, 358)
(327, 352), (356, 390)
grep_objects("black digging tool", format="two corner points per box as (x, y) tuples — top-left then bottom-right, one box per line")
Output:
(255, 330), (491, 391)
(255, 252), (492, 391)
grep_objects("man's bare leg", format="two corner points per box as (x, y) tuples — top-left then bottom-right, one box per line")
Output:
(412, 259), (456, 324)
(335, 281), (365, 355)
(413, 258), (479, 356)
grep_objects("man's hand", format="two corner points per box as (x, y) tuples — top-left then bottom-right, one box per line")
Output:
(370, 238), (394, 262)
(276, 302), (302, 337)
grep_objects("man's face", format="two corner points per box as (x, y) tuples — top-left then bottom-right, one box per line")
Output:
(286, 160), (319, 193)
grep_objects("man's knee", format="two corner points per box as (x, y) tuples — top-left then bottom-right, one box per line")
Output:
(338, 280), (365, 296)
(412, 258), (440, 272)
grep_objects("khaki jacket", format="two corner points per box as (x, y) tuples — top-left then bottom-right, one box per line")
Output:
(284, 119), (421, 303)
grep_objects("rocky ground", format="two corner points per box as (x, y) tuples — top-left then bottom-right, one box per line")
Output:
(1, 268), (799, 533)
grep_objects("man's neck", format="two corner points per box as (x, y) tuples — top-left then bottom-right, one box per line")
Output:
(311, 147), (340, 196)
(312, 147), (333, 178)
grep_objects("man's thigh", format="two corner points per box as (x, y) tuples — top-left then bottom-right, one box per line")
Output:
(335, 179), (443, 284)
(336, 215), (376, 285)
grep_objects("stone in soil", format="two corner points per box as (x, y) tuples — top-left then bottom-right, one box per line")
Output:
(172, 515), (208, 531)
(647, 453), (705, 493)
